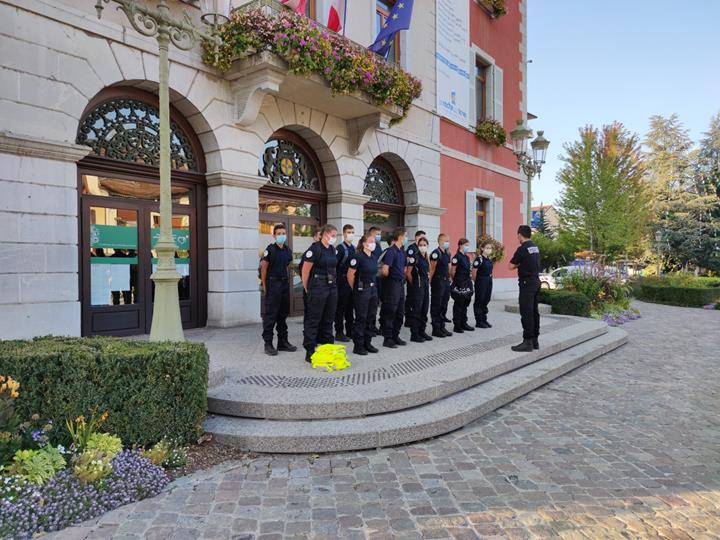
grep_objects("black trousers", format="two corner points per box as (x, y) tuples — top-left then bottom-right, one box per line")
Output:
(380, 278), (405, 339)
(335, 275), (354, 336)
(430, 277), (450, 330)
(409, 280), (429, 336)
(452, 279), (472, 327)
(518, 276), (541, 340)
(404, 282), (414, 321)
(473, 276), (493, 324)
(303, 276), (338, 353)
(262, 277), (290, 343)
(352, 285), (378, 347)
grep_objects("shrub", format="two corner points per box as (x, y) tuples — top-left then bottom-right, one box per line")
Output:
(561, 270), (631, 310)
(476, 234), (505, 263)
(8, 447), (66, 486)
(85, 433), (123, 460)
(633, 281), (720, 307)
(539, 289), (591, 317)
(475, 119), (507, 146)
(72, 449), (113, 484)
(0, 337), (209, 447)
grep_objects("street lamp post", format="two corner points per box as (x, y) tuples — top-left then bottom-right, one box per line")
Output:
(94, 0), (228, 341)
(655, 230), (663, 275)
(510, 120), (550, 225)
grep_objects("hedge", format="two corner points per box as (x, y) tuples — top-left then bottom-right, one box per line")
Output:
(0, 337), (208, 447)
(538, 289), (591, 317)
(633, 283), (720, 307)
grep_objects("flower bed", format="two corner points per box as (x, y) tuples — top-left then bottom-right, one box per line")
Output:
(475, 119), (507, 146)
(1, 378), (186, 539)
(203, 5), (422, 124)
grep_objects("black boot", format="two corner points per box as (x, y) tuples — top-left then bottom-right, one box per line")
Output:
(421, 330), (433, 341)
(410, 331), (425, 343)
(442, 328), (453, 337)
(485, 321), (492, 328)
(532, 338), (539, 350)
(277, 338), (297, 352)
(394, 336), (407, 346)
(462, 323), (475, 332)
(476, 321), (490, 329)
(511, 339), (534, 352)
(353, 343), (368, 355)
(264, 342), (278, 356)
(305, 350), (313, 363)
(383, 338), (398, 349)
(443, 316), (452, 323)
(365, 342), (379, 353)
(453, 326), (464, 334)
(335, 332), (350, 343)
(432, 328), (446, 338)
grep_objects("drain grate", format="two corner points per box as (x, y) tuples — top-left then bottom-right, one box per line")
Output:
(232, 317), (579, 389)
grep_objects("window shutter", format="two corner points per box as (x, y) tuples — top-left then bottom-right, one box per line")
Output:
(466, 191), (477, 249)
(469, 51), (477, 124)
(492, 65), (503, 125)
(493, 196), (503, 243)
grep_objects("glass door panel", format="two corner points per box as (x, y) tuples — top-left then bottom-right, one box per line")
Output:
(150, 212), (192, 301)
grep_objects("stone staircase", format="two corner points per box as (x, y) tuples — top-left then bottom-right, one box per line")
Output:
(204, 315), (627, 453)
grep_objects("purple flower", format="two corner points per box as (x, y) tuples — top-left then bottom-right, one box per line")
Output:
(31, 430), (44, 442)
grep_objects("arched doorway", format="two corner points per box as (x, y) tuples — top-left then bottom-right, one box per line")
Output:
(258, 129), (326, 316)
(76, 88), (207, 336)
(363, 156), (405, 248)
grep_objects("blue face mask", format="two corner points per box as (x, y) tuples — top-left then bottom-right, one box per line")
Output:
(275, 234), (287, 245)
(443, 241), (450, 250)
(375, 234), (382, 242)
(463, 244), (471, 253)
(402, 238), (409, 247)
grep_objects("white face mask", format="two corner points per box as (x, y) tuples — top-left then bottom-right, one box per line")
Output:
(366, 242), (377, 252)
(419, 245), (428, 254)
(345, 233), (355, 242)
(483, 249), (492, 257)
(328, 236), (337, 245)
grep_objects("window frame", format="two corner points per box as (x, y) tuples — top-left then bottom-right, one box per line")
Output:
(475, 58), (489, 122)
(375, 0), (401, 64)
(476, 196), (488, 239)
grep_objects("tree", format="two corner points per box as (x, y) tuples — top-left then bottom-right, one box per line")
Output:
(556, 123), (651, 257)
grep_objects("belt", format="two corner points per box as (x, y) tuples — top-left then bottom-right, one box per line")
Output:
(267, 276), (288, 281)
(357, 281), (376, 289)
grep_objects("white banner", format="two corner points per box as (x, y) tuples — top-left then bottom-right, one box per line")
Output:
(436, 0), (470, 126)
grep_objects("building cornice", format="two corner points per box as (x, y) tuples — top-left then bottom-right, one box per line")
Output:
(405, 204), (447, 217)
(0, 132), (91, 162)
(206, 171), (268, 190)
(327, 191), (372, 205)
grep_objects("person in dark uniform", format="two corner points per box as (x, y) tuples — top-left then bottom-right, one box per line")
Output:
(380, 227), (408, 348)
(347, 235), (380, 355)
(301, 224), (339, 363)
(429, 233), (452, 337)
(450, 238), (475, 333)
(298, 227), (321, 312)
(473, 240), (494, 329)
(260, 224), (297, 356)
(509, 225), (542, 351)
(334, 224), (356, 342)
(405, 236), (433, 342)
(366, 226), (384, 336)
(404, 230), (426, 327)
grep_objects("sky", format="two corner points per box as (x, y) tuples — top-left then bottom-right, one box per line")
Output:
(526, 0), (720, 207)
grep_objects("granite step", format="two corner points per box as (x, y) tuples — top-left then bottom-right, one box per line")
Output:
(204, 327), (628, 453)
(208, 317), (607, 421)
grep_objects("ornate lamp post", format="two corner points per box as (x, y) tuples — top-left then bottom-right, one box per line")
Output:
(94, 0), (229, 341)
(510, 120), (550, 225)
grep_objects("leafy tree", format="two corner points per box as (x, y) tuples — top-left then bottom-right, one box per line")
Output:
(532, 231), (579, 271)
(556, 123), (651, 257)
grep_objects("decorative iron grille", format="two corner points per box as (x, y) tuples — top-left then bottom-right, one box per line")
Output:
(364, 161), (401, 205)
(77, 98), (198, 172)
(259, 139), (321, 190)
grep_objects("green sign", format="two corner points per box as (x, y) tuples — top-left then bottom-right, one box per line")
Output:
(90, 225), (190, 250)
(151, 228), (190, 249)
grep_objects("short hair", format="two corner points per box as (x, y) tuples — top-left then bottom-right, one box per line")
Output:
(273, 223), (286, 234)
(438, 233), (448, 241)
(517, 225), (532, 239)
(480, 240), (494, 249)
(312, 228), (321, 239)
(458, 237), (469, 247)
(343, 224), (354, 233)
(367, 226), (381, 235)
(418, 237), (429, 246)
(415, 230), (426, 238)
(390, 227), (407, 242)
(320, 224), (338, 236)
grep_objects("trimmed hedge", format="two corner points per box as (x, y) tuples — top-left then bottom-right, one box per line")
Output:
(538, 289), (591, 317)
(0, 337), (208, 447)
(633, 283), (720, 307)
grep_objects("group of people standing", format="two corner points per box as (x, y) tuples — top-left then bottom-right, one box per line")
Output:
(260, 223), (544, 364)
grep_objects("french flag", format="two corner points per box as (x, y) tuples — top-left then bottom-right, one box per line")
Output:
(327, 0), (347, 33)
(280, 0), (307, 13)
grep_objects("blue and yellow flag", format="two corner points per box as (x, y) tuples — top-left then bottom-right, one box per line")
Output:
(369, 0), (414, 58)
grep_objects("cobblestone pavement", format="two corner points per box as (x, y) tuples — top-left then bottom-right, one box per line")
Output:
(55, 302), (720, 540)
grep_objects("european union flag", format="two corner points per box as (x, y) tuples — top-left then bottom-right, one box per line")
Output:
(369, 0), (414, 58)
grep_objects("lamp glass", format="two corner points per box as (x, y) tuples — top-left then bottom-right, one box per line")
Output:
(510, 120), (532, 156)
(200, 0), (231, 26)
(530, 130), (550, 164)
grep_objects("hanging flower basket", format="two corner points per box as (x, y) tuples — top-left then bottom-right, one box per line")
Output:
(478, 0), (508, 19)
(475, 119), (507, 147)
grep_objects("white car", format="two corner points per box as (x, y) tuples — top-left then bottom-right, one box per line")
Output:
(539, 266), (585, 289)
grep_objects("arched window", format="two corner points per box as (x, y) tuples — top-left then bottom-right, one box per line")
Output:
(259, 138), (321, 191)
(363, 157), (404, 247)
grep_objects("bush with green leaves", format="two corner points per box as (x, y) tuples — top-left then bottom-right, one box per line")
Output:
(85, 433), (123, 459)
(633, 274), (720, 307)
(0, 337), (209, 447)
(538, 289), (591, 317)
(8, 446), (66, 485)
(561, 269), (631, 311)
(72, 449), (113, 484)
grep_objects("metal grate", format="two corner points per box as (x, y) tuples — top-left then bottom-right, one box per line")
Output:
(233, 317), (579, 389)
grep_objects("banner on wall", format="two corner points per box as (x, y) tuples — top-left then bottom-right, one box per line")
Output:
(436, 0), (470, 126)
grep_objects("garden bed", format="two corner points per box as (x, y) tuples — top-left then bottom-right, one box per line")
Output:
(632, 274), (720, 307)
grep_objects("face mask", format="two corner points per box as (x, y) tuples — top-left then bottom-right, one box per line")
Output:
(366, 242), (377, 252)
(275, 234), (287, 245)
(483, 249), (492, 257)
(402, 238), (408, 247)
(375, 234), (382, 242)
(443, 241), (450, 250)
(462, 245), (471, 253)
(345, 233), (355, 242)
(328, 236), (337, 245)
(419, 246), (428, 254)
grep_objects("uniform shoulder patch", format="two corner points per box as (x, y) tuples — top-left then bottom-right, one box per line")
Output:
(528, 246), (540, 254)
(305, 250), (313, 258)
(408, 257), (415, 264)
(452, 257), (458, 264)
(408, 248), (414, 255)
(431, 252), (438, 260)
(473, 259), (479, 267)
(263, 250), (269, 257)
(350, 258), (357, 266)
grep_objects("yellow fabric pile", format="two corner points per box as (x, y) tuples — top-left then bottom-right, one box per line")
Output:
(310, 344), (351, 372)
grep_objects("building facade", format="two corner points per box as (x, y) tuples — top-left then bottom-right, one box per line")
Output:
(0, 0), (528, 339)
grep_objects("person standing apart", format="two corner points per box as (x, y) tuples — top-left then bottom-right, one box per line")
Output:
(334, 224), (356, 342)
(473, 240), (494, 329)
(450, 238), (475, 334)
(366, 226), (384, 336)
(347, 235), (380, 355)
(301, 224), (339, 363)
(260, 224), (297, 356)
(509, 225), (542, 351)
(380, 227), (408, 348)
(429, 233), (452, 338)
(406, 236), (433, 343)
